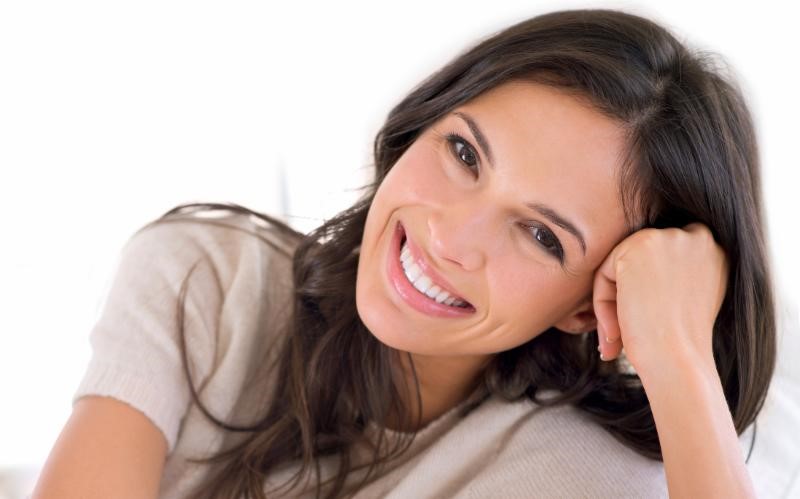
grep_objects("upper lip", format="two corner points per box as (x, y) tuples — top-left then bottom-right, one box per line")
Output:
(400, 223), (471, 305)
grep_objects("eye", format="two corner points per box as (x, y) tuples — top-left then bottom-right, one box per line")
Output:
(523, 224), (565, 262)
(445, 133), (479, 177)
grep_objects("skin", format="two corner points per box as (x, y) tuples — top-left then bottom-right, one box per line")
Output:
(356, 80), (633, 427)
(356, 80), (755, 497)
(594, 223), (755, 498)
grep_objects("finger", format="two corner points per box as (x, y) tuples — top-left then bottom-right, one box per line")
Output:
(593, 249), (622, 346)
(596, 316), (623, 361)
(593, 242), (626, 361)
(602, 333), (624, 362)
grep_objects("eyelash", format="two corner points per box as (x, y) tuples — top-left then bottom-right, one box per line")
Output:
(444, 131), (566, 263)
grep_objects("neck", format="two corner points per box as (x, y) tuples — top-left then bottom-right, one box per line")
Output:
(384, 351), (493, 433)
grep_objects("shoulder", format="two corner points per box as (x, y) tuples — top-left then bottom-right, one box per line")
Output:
(113, 204), (303, 313)
(72, 204), (301, 454)
(118, 204), (302, 384)
(126, 205), (300, 284)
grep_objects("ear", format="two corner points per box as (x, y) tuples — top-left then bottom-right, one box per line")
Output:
(552, 296), (598, 335)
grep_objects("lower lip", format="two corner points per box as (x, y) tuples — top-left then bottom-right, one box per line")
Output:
(386, 221), (475, 318)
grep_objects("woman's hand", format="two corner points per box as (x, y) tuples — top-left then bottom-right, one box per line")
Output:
(592, 222), (728, 375)
(591, 223), (758, 499)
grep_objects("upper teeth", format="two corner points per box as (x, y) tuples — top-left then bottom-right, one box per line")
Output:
(400, 240), (468, 307)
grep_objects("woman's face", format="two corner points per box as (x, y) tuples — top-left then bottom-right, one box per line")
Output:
(356, 80), (632, 365)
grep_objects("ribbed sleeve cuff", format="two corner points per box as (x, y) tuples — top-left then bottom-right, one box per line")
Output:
(71, 358), (190, 455)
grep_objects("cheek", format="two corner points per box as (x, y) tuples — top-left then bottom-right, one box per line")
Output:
(382, 140), (459, 205)
(489, 263), (581, 326)
(497, 265), (550, 308)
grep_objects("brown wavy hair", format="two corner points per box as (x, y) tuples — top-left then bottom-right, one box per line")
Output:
(141, 8), (776, 499)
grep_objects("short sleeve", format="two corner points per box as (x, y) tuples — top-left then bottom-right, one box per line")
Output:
(72, 219), (224, 454)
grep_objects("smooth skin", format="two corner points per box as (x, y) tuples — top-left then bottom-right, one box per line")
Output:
(31, 395), (167, 499)
(357, 81), (633, 429)
(595, 222), (755, 498)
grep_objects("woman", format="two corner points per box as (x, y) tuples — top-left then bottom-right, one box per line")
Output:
(34, 8), (774, 499)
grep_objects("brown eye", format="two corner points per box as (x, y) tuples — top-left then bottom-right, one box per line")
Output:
(446, 133), (479, 176)
(523, 224), (565, 262)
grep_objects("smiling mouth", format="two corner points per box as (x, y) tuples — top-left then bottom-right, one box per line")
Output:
(398, 233), (472, 309)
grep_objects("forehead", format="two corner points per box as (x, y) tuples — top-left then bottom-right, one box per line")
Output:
(452, 81), (631, 253)
(461, 81), (626, 164)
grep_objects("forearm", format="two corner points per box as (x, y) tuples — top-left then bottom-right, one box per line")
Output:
(636, 345), (756, 499)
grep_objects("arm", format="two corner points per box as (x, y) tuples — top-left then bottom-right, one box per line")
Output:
(31, 395), (167, 499)
(636, 345), (756, 499)
(593, 223), (755, 498)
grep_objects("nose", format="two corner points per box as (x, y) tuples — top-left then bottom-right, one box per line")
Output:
(426, 206), (490, 272)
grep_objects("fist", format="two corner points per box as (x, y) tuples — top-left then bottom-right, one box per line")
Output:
(592, 223), (728, 373)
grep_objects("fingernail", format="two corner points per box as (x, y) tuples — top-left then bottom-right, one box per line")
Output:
(605, 336), (615, 343)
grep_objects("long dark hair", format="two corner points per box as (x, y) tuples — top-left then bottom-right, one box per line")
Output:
(141, 8), (776, 498)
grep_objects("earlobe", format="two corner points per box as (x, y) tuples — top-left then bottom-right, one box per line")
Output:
(554, 313), (597, 335)
(553, 301), (598, 335)
(575, 311), (598, 334)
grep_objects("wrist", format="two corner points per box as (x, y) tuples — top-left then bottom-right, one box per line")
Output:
(631, 340), (719, 394)
(629, 337), (754, 499)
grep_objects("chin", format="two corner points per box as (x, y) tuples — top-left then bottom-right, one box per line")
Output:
(355, 292), (434, 355)
(356, 288), (402, 349)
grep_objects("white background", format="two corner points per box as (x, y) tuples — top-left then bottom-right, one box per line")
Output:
(1, 0), (797, 491)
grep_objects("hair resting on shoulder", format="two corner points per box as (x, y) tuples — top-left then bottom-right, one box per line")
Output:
(141, 8), (776, 499)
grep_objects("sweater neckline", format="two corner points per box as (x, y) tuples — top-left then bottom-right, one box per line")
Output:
(365, 384), (490, 440)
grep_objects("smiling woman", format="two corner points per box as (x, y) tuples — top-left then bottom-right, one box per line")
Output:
(33, 7), (774, 499)
(356, 81), (634, 430)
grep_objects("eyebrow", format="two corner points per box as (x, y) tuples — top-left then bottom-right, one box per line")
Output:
(454, 111), (496, 167)
(453, 111), (588, 257)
